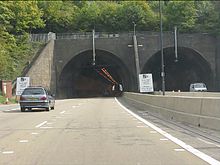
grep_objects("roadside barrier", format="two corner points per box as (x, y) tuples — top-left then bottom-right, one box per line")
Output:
(121, 92), (220, 131)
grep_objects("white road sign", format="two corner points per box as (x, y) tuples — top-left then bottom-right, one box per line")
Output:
(16, 77), (30, 95)
(139, 74), (154, 93)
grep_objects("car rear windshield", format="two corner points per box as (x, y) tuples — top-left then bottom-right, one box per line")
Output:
(194, 83), (206, 88)
(22, 88), (45, 95)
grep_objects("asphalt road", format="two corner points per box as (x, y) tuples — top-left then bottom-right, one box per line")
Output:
(0, 98), (219, 165)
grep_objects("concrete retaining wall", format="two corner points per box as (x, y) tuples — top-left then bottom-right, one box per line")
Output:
(121, 92), (220, 131)
(25, 40), (55, 90)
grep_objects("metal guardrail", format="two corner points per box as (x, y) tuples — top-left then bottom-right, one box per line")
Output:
(29, 31), (211, 42)
(29, 32), (56, 42)
(56, 32), (120, 40)
(29, 32), (121, 42)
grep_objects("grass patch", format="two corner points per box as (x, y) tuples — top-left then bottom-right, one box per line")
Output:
(0, 95), (6, 104)
(0, 95), (17, 104)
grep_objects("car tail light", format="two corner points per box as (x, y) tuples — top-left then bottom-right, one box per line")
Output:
(20, 96), (25, 101)
(40, 96), (47, 100)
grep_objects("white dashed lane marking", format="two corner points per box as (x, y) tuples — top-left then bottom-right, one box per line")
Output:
(35, 121), (47, 128)
(19, 140), (29, 143)
(2, 151), (14, 154)
(174, 149), (185, 152)
(60, 111), (66, 114)
(31, 132), (39, 135)
(160, 138), (169, 141)
(136, 125), (148, 128)
(72, 106), (78, 108)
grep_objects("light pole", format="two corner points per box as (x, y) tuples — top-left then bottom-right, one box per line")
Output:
(174, 26), (178, 62)
(133, 21), (136, 36)
(92, 29), (96, 66)
(159, 0), (165, 95)
(133, 21), (141, 92)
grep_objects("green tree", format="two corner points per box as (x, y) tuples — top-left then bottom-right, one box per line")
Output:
(0, 1), (45, 80)
(116, 1), (158, 32)
(97, 2), (119, 32)
(38, 1), (78, 33)
(6, 1), (45, 34)
(0, 27), (15, 80)
(194, 1), (219, 33)
(212, 1), (220, 33)
(0, 2), (13, 31)
(70, 1), (87, 8)
(74, 2), (101, 31)
(164, 1), (197, 32)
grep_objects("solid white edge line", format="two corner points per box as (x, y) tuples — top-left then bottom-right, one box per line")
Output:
(35, 121), (47, 128)
(115, 98), (220, 165)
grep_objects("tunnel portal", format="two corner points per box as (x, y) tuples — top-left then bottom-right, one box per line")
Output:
(142, 47), (213, 92)
(57, 50), (132, 98)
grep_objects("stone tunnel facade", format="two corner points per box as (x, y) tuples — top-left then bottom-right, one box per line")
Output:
(25, 32), (220, 98)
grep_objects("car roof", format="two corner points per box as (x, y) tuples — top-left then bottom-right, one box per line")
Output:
(191, 83), (205, 85)
(24, 86), (45, 90)
(26, 86), (45, 88)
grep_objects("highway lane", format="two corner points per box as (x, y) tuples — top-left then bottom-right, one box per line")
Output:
(0, 98), (219, 165)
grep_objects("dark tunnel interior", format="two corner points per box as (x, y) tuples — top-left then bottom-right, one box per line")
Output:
(141, 47), (213, 92)
(57, 50), (132, 99)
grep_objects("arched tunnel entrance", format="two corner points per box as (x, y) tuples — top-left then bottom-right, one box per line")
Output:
(57, 50), (133, 98)
(142, 47), (213, 91)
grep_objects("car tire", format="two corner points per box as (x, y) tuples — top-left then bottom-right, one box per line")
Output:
(21, 107), (25, 112)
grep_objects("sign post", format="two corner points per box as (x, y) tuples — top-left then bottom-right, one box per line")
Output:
(16, 77), (30, 96)
(139, 74), (154, 93)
